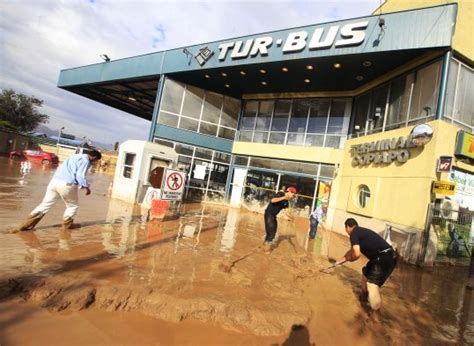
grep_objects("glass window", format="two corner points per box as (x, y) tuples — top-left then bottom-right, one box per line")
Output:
(287, 133), (305, 146)
(271, 100), (292, 131)
(214, 152), (231, 164)
(158, 112), (179, 127)
(307, 99), (330, 133)
(179, 117), (198, 132)
(175, 143), (194, 156)
(243, 170), (278, 209)
(293, 162), (319, 175)
(177, 155), (192, 176)
(320, 164), (335, 179)
(182, 85), (204, 119)
(218, 127), (235, 140)
(255, 101), (273, 131)
(269, 132), (286, 144)
(253, 131), (269, 143)
(239, 131), (253, 142)
(288, 100), (309, 133)
(445, 59), (459, 119)
(305, 134), (324, 147)
(186, 187), (206, 202)
(202, 91), (222, 123)
(357, 185), (370, 208)
(368, 85), (389, 132)
(409, 60), (441, 119)
(454, 64), (474, 126)
(352, 93), (370, 135)
(189, 159), (209, 189)
(234, 156), (249, 166)
(122, 153), (136, 179)
(208, 162), (229, 192)
(160, 79), (184, 114)
(324, 135), (341, 149)
(199, 122), (218, 136)
(221, 97), (240, 128)
(386, 74), (412, 129)
(327, 100), (349, 134)
(279, 174), (316, 213)
(195, 148), (213, 160)
(241, 101), (258, 130)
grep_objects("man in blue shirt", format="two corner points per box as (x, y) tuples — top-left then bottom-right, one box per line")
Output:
(18, 150), (102, 231)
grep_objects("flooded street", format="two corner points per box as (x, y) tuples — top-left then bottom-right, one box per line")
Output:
(0, 157), (472, 345)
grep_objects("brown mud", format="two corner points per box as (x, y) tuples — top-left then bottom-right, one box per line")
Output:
(0, 157), (473, 345)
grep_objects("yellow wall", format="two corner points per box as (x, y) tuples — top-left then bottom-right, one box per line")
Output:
(374, 0), (473, 63)
(232, 141), (344, 165)
(333, 120), (473, 230)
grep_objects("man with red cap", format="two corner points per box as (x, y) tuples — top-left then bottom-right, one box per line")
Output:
(263, 186), (297, 252)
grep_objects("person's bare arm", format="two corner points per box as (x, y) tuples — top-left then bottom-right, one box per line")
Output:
(336, 245), (361, 264)
(271, 193), (288, 203)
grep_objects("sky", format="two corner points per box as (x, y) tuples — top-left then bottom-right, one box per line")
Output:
(0, 0), (381, 146)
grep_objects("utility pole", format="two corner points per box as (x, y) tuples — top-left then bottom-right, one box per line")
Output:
(56, 126), (65, 155)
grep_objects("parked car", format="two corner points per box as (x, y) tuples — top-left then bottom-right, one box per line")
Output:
(9, 150), (59, 164)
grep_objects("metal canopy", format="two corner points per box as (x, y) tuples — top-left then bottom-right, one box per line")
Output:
(62, 48), (440, 120)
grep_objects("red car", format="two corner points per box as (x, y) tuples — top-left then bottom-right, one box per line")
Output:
(10, 150), (59, 165)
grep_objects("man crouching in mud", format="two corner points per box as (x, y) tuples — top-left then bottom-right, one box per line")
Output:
(16, 150), (102, 231)
(335, 218), (397, 313)
(262, 187), (297, 252)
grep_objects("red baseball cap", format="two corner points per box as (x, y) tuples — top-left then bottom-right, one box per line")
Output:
(286, 187), (297, 194)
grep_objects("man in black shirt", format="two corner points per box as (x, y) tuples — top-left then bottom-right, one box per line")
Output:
(336, 218), (397, 311)
(263, 187), (297, 252)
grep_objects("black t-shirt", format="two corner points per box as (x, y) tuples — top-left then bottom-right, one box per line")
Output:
(265, 191), (289, 216)
(350, 226), (391, 260)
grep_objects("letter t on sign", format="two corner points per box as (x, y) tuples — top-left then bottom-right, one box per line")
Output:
(218, 42), (235, 61)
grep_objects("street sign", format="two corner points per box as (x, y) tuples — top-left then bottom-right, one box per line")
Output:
(432, 180), (456, 195)
(161, 169), (185, 200)
(436, 156), (452, 173)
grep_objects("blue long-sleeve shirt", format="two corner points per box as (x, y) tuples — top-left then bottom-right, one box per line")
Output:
(53, 154), (91, 188)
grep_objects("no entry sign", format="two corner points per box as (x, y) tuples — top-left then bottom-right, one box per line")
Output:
(161, 169), (185, 200)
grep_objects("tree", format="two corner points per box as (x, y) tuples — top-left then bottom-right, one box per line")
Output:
(0, 89), (49, 132)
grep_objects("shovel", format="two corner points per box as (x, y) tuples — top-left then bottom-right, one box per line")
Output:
(219, 248), (259, 273)
(319, 260), (347, 274)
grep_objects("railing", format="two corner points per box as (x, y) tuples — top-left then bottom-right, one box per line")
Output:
(383, 224), (417, 261)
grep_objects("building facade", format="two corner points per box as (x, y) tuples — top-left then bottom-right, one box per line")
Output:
(58, 1), (473, 263)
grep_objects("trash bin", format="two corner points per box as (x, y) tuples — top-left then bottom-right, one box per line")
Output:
(151, 199), (169, 220)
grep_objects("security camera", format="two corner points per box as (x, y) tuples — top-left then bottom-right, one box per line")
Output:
(379, 17), (386, 29)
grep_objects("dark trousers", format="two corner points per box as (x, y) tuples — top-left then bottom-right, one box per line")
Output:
(309, 216), (318, 239)
(264, 212), (277, 242)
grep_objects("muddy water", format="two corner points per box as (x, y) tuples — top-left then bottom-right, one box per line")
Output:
(0, 157), (473, 345)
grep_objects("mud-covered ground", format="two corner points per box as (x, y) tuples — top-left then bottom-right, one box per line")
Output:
(0, 157), (472, 345)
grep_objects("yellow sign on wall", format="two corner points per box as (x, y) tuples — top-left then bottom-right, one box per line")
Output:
(432, 181), (456, 195)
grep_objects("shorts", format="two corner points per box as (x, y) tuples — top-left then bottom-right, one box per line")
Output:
(363, 249), (398, 287)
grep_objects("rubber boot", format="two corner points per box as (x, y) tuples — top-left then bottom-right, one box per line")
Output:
(62, 217), (74, 229)
(18, 212), (45, 231)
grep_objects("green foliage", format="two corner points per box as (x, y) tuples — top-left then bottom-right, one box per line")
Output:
(0, 119), (18, 130)
(0, 89), (49, 132)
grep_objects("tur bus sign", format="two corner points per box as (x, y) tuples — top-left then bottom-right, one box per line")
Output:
(217, 21), (368, 62)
